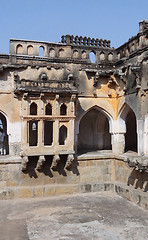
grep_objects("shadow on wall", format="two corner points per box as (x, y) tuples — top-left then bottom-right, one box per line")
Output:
(127, 169), (148, 192)
(22, 155), (80, 178)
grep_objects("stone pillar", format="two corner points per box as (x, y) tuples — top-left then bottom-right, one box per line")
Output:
(111, 119), (126, 155)
(38, 120), (44, 147)
(36, 155), (45, 170)
(144, 116), (148, 155)
(53, 120), (59, 146)
(69, 119), (74, 151)
(111, 133), (125, 155)
(137, 120), (144, 155)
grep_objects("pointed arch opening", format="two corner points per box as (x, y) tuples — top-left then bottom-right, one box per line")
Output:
(125, 109), (137, 152)
(78, 107), (111, 153)
(60, 103), (67, 115)
(30, 102), (37, 115)
(89, 51), (96, 63)
(0, 112), (9, 155)
(16, 44), (23, 54)
(27, 45), (33, 55)
(45, 103), (52, 115)
(119, 104), (137, 153)
(59, 125), (67, 145)
(39, 46), (44, 57)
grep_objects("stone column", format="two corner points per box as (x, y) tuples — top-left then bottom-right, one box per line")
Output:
(69, 119), (74, 151)
(137, 120), (144, 155)
(53, 120), (59, 146)
(111, 119), (126, 155)
(111, 133), (125, 155)
(38, 120), (44, 147)
(144, 116), (148, 155)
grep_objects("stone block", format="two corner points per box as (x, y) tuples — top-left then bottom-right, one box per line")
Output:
(81, 184), (92, 193)
(55, 185), (79, 195)
(15, 187), (33, 198)
(0, 189), (14, 200)
(92, 183), (104, 192)
(33, 187), (43, 197)
(0, 181), (7, 188)
(78, 161), (86, 167)
(44, 186), (55, 197)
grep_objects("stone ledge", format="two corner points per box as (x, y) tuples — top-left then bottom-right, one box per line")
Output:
(0, 182), (147, 210)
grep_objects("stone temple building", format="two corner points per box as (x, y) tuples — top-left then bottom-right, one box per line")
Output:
(0, 20), (147, 208)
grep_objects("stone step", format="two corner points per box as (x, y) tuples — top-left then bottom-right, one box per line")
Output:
(0, 182), (147, 210)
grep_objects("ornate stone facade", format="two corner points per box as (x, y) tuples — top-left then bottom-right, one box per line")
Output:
(0, 21), (148, 204)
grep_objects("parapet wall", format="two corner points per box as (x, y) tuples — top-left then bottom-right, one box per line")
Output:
(0, 155), (147, 209)
(9, 38), (116, 64)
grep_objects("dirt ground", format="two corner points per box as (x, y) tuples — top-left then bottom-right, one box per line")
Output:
(0, 192), (148, 240)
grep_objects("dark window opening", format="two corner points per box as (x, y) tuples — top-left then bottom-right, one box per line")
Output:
(29, 121), (38, 146)
(59, 125), (67, 145)
(0, 112), (9, 155)
(44, 121), (53, 146)
(30, 102), (37, 115)
(45, 103), (52, 115)
(125, 110), (137, 152)
(60, 103), (67, 115)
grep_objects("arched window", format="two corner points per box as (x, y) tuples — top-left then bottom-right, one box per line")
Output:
(78, 108), (111, 152)
(0, 112), (9, 155)
(29, 121), (38, 146)
(59, 48), (64, 58)
(45, 103), (52, 115)
(82, 50), (86, 59)
(117, 52), (120, 60)
(39, 46), (44, 57)
(30, 102), (37, 115)
(89, 51), (96, 63)
(27, 45), (33, 55)
(73, 50), (79, 58)
(126, 47), (130, 57)
(100, 52), (105, 61)
(108, 53), (113, 61)
(60, 103), (67, 115)
(131, 43), (135, 52)
(59, 125), (67, 145)
(125, 109), (137, 152)
(120, 105), (137, 153)
(49, 48), (55, 58)
(16, 44), (23, 54)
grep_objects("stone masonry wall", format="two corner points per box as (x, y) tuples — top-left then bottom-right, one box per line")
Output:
(0, 157), (147, 196)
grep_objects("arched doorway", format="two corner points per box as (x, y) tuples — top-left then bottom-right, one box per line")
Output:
(0, 112), (9, 155)
(125, 109), (137, 152)
(78, 108), (111, 153)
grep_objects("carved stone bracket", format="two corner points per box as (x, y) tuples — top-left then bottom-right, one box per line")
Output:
(131, 66), (141, 90)
(36, 155), (45, 170)
(93, 71), (100, 87)
(107, 75), (119, 88)
(65, 154), (74, 170)
(21, 155), (28, 171)
(124, 157), (148, 172)
(51, 154), (60, 170)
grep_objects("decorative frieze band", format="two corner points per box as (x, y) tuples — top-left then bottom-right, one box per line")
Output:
(22, 116), (75, 121)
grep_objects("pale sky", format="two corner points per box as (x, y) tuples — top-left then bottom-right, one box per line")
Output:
(0, 0), (148, 53)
